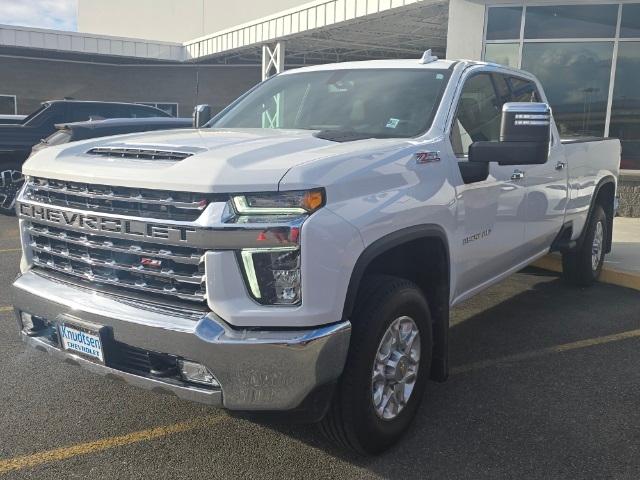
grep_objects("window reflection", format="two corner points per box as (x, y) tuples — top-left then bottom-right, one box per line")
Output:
(610, 42), (640, 170)
(483, 3), (640, 169)
(484, 43), (519, 68)
(508, 77), (540, 103)
(522, 42), (613, 138)
(486, 7), (522, 40)
(621, 3), (640, 38)
(524, 5), (618, 39)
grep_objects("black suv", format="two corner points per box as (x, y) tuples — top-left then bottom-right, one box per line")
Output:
(0, 100), (172, 213)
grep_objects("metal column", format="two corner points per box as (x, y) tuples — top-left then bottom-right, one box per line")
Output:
(261, 42), (285, 81)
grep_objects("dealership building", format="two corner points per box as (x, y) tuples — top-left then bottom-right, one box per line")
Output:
(1, 0), (639, 214)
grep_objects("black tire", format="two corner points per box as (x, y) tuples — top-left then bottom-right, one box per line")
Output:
(319, 274), (433, 455)
(0, 166), (24, 216)
(562, 205), (607, 287)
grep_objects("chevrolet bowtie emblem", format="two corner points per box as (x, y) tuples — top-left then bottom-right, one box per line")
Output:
(140, 258), (162, 268)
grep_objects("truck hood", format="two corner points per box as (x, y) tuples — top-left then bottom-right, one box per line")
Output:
(22, 128), (404, 193)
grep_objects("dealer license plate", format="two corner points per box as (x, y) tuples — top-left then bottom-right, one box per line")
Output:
(58, 321), (105, 363)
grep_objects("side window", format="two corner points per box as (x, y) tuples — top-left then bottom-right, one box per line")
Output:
(68, 104), (108, 122)
(98, 104), (122, 119)
(131, 106), (163, 118)
(450, 73), (502, 157)
(134, 103), (176, 117)
(508, 77), (540, 102)
(492, 74), (511, 107)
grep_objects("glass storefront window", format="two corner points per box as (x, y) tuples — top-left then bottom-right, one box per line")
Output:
(609, 42), (640, 170)
(486, 7), (522, 40)
(484, 43), (519, 68)
(524, 5), (618, 39)
(621, 3), (640, 38)
(483, 3), (640, 168)
(521, 42), (614, 138)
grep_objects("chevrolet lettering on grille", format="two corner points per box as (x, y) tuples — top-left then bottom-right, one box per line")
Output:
(18, 202), (197, 243)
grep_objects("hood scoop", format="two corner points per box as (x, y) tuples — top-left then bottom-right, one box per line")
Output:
(86, 146), (201, 161)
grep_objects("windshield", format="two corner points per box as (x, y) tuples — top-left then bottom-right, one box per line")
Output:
(212, 68), (450, 138)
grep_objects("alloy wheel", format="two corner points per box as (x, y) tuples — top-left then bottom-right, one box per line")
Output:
(371, 315), (421, 420)
(591, 220), (604, 271)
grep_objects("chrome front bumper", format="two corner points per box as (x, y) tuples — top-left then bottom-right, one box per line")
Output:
(12, 270), (351, 411)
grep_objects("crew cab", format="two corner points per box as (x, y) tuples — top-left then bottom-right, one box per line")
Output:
(11, 54), (620, 454)
(0, 100), (172, 213)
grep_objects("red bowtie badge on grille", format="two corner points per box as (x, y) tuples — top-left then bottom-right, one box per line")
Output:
(140, 258), (162, 268)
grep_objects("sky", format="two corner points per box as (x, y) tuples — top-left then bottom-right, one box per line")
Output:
(0, 0), (78, 31)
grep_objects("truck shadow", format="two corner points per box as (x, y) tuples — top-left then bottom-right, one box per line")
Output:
(246, 269), (640, 478)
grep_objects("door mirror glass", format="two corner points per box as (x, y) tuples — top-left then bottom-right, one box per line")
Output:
(469, 102), (551, 166)
(193, 104), (212, 128)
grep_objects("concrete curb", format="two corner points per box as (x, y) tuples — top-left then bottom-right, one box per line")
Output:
(532, 255), (640, 292)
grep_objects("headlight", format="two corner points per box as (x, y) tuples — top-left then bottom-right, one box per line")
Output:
(239, 247), (301, 305)
(230, 189), (323, 305)
(231, 189), (324, 215)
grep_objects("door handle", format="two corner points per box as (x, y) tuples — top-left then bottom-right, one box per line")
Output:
(511, 170), (525, 181)
(555, 161), (566, 171)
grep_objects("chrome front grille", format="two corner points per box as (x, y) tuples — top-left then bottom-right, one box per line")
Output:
(25, 177), (221, 221)
(27, 222), (206, 303)
(21, 178), (210, 304)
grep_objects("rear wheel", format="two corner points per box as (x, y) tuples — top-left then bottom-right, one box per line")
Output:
(562, 205), (607, 287)
(0, 167), (24, 215)
(320, 275), (432, 454)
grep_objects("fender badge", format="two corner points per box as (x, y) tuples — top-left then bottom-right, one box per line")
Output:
(415, 151), (440, 164)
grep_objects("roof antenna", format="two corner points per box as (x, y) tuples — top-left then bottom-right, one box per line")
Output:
(418, 49), (438, 64)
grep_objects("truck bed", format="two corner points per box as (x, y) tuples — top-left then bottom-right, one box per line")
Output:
(562, 136), (621, 241)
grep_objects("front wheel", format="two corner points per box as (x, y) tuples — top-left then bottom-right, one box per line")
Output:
(320, 275), (433, 454)
(562, 205), (607, 287)
(0, 167), (24, 215)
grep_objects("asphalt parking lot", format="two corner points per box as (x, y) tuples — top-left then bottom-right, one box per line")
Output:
(1, 213), (639, 479)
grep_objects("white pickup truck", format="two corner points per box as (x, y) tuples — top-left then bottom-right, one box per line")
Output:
(11, 54), (620, 454)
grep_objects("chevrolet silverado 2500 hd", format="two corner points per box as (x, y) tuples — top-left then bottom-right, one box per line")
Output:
(11, 55), (620, 454)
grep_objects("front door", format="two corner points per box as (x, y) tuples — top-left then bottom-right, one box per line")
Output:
(449, 71), (529, 302)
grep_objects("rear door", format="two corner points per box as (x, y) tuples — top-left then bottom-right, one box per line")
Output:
(504, 75), (568, 255)
(450, 71), (529, 301)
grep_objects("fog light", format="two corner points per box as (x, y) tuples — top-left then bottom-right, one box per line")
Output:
(178, 360), (219, 387)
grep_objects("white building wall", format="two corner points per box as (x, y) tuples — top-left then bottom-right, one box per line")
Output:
(446, 0), (486, 60)
(78, 0), (312, 43)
